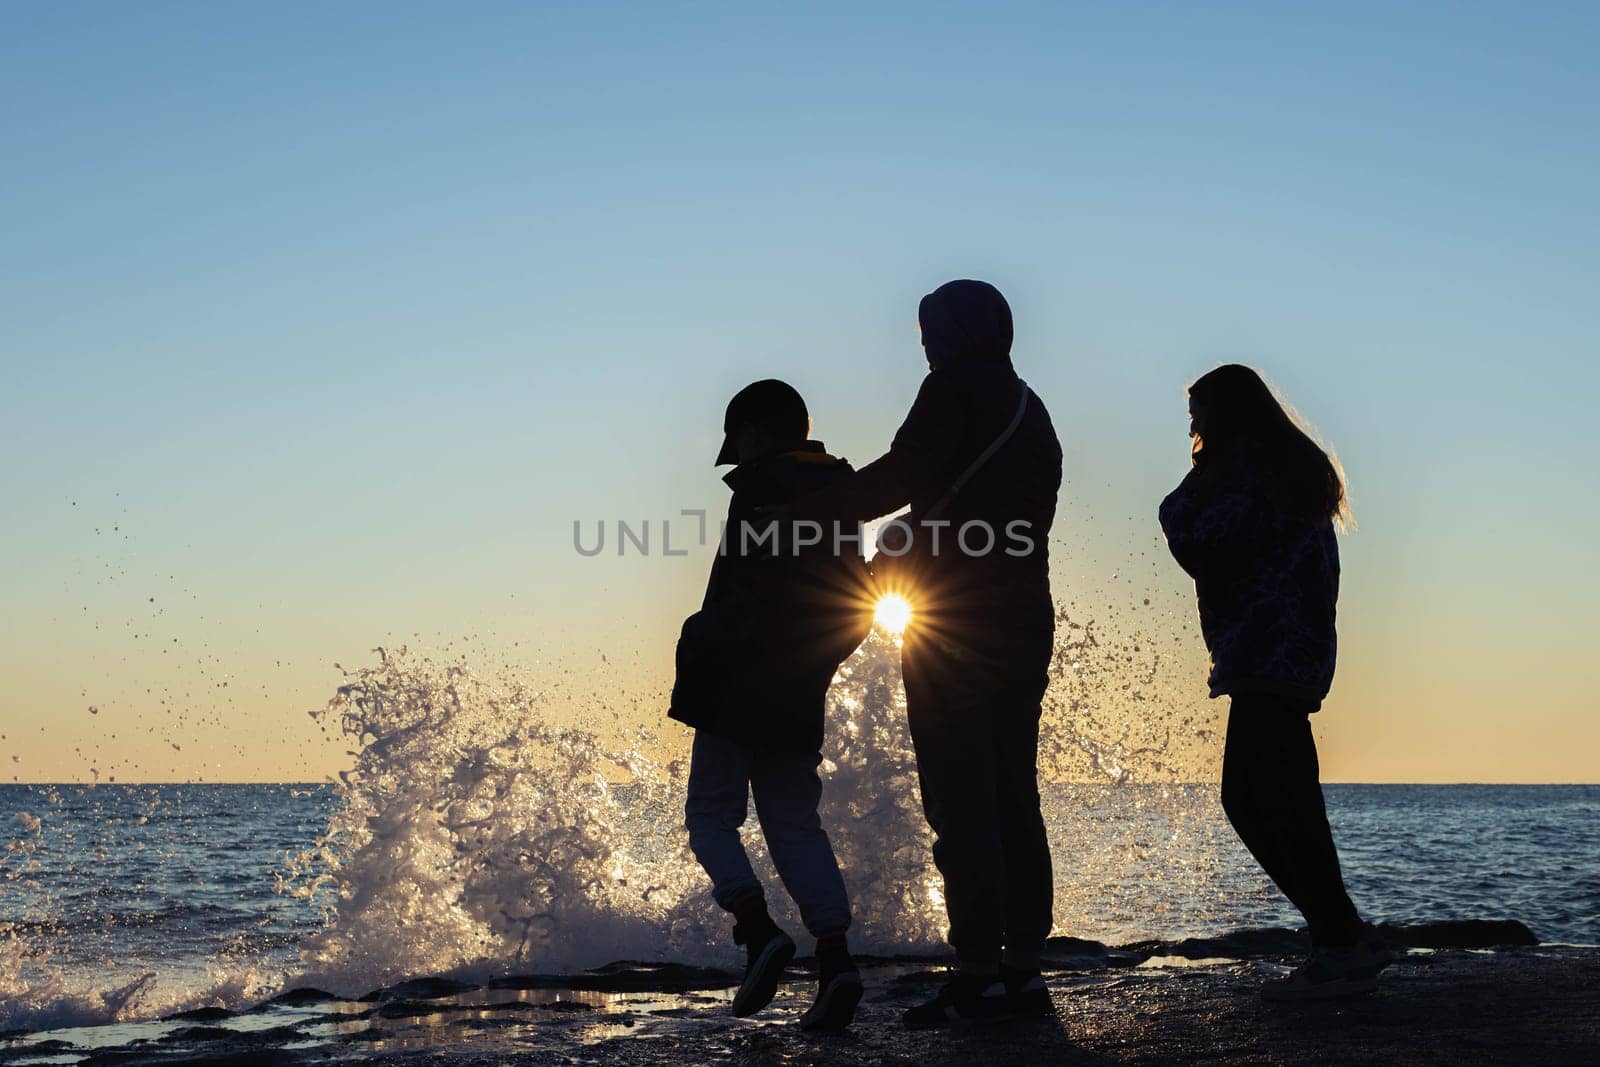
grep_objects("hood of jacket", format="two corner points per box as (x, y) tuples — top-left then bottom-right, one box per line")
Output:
(918, 279), (1014, 371)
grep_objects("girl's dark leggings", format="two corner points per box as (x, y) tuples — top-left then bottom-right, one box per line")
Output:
(1221, 692), (1364, 949)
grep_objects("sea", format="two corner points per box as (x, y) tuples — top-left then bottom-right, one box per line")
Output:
(2, 636), (1597, 1038)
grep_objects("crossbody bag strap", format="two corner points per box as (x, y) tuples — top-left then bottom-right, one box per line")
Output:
(922, 379), (1030, 523)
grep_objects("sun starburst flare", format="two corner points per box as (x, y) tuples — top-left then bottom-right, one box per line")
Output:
(874, 593), (913, 636)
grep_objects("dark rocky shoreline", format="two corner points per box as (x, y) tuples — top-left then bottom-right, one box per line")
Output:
(3, 923), (1594, 1065)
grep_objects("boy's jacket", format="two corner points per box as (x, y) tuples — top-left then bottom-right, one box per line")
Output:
(669, 441), (873, 754)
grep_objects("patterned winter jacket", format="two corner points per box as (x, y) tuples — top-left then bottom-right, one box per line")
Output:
(1158, 446), (1340, 710)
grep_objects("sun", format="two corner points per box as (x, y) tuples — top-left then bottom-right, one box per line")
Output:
(874, 593), (913, 636)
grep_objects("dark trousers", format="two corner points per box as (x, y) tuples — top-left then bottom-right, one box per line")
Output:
(684, 730), (851, 938)
(1221, 692), (1364, 948)
(901, 621), (1054, 974)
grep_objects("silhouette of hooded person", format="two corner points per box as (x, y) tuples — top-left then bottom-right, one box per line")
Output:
(794, 279), (1064, 1024)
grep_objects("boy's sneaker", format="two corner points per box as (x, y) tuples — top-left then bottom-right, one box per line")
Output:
(799, 942), (863, 1032)
(731, 920), (796, 1018)
(902, 972), (1011, 1028)
(1262, 945), (1383, 1003)
(999, 963), (1053, 1017)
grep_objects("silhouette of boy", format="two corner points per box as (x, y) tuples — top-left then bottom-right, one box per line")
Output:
(669, 379), (872, 1031)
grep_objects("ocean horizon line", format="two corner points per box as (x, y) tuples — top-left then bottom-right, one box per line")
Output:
(6, 779), (1598, 788)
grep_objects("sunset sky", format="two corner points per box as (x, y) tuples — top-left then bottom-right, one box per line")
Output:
(4, 3), (1597, 783)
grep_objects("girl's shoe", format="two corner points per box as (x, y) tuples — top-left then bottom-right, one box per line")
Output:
(1262, 945), (1383, 1003)
(1358, 924), (1397, 972)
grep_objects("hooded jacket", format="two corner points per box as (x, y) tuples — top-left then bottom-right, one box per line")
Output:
(800, 281), (1062, 621)
(1158, 441), (1340, 709)
(668, 441), (873, 754)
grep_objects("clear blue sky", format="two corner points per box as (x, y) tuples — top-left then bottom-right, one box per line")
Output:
(3, 3), (1597, 781)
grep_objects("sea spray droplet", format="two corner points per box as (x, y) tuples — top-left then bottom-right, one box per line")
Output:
(0, 582), (1229, 1031)
(279, 601), (1212, 995)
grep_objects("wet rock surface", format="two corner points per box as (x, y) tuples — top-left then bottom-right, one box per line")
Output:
(1, 928), (1593, 1065)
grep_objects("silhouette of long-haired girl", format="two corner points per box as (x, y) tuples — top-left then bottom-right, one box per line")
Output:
(1160, 363), (1389, 1002)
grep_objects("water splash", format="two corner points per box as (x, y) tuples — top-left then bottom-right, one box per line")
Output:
(1043, 600), (1217, 783)
(277, 631), (958, 994)
(278, 599), (1209, 994)
(280, 646), (708, 992)
(1, 587), (1216, 1027)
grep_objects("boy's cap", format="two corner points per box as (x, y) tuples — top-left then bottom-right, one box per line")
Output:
(716, 379), (809, 465)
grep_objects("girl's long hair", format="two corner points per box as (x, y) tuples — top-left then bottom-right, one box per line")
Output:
(1188, 364), (1352, 528)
